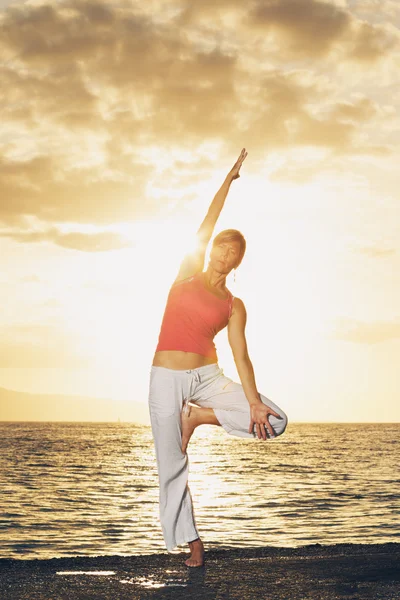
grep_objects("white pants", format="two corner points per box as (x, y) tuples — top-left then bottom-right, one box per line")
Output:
(148, 363), (288, 552)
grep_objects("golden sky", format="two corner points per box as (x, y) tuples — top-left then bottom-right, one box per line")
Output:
(0, 0), (399, 422)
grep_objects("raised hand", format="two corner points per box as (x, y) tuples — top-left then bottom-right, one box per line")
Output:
(229, 148), (248, 180)
(248, 402), (282, 440)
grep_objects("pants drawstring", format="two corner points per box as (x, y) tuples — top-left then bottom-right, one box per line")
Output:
(183, 370), (201, 416)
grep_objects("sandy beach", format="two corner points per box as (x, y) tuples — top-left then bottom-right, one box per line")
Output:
(1, 542), (399, 600)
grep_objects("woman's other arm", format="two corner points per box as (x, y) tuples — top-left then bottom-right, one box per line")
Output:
(227, 299), (281, 439)
(173, 148), (248, 284)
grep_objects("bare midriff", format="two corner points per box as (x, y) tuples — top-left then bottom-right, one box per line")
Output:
(152, 350), (217, 370)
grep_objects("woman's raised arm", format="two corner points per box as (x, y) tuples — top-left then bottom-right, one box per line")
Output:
(196, 148), (248, 245)
(173, 148), (248, 284)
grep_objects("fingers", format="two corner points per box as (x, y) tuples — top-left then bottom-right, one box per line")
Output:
(254, 423), (263, 440)
(259, 423), (267, 440)
(263, 411), (277, 437)
(231, 149), (247, 177)
(268, 407), (283, 419)
(250, 420), (265, 439)
(264, 420), (276, 438)
(250, 415), (277, 440)
(251, 419), (276, 439)
(238, 149), (248, 164)
(252, 422), (267, 440)
(236, 148), (248, 165)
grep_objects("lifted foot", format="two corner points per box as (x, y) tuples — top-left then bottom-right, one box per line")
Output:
(181, 405), (198, 454)
(181, 405), (221, 454)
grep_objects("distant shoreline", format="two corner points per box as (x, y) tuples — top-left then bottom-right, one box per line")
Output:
(1, 420), (399, 424)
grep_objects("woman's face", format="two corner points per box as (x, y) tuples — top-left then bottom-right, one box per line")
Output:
(209, 240), (241, 273)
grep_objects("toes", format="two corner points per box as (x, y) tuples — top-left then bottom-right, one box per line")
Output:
(184, 553), (204, 567)
(185, 559), (193, 567)
(185, 560), (203, 567)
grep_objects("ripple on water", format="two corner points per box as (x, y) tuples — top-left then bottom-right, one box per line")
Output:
(0, 422), (399, 559)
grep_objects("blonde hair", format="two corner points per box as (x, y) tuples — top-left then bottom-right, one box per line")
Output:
(212, 229), (246, 268)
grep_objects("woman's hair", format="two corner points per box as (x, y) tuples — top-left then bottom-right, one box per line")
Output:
(212, 229), (246, 269)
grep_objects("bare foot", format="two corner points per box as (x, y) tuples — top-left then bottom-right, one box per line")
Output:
(181, 405), (198, 454)
(185, 538), (204, 567)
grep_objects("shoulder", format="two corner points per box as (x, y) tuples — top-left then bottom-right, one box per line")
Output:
(172, 271), (202, 287)
(173, 243), (207, 285)
(231, 297), (246, 317)
(232, 296), (245, 310)
(227, 297), (247, 340)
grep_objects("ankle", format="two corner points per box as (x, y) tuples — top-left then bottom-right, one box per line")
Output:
(189, 537), (202, 545)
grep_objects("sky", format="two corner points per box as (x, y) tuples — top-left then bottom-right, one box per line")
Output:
(0, 0), (399, 423)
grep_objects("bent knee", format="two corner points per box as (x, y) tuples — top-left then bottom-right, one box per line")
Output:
(274, 410), (288, 437)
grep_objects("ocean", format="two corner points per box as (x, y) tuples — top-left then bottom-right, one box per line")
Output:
(1, 421), (399, 560)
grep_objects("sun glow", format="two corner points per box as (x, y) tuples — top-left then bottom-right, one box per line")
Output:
(129, 217), (202, 275)
(55, 217), (204, 386)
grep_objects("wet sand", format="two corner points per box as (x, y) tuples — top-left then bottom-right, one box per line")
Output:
(1, 543), (399, 600)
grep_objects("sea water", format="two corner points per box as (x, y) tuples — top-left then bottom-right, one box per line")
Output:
(0, 421), (399, 559)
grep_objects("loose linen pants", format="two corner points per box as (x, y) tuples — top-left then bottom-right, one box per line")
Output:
(148, 363), (288, 552)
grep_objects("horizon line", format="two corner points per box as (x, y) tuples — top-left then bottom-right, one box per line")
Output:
(0, 420), (399, 425)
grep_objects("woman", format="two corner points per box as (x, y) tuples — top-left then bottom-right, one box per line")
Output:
(149, 148), (288, 567)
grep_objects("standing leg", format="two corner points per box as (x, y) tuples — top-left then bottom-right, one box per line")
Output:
(148, 369), (200, 553)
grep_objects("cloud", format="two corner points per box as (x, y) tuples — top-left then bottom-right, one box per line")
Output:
(0, 1), (241, 229)
(352, 0), (400, 22)
(247, 0), (398, 62)
(249, 0), (350, 56)
(41, 297), (62, 307)
(19, 274), (42, 282)
(238, 74), (391, 157)
(0, 323), (90, 367)
(268, 145), (392, 184)
(258, 92), (393, 182)
(0, 225), (134, 251)
(0, 153), (155, 226)
(1, 2), (116, 65)
(330, 317), (400, 344)
(331, 97), (378, 122)
(1, 64), (99, 129)
(348, 20), (399, 62)
(355, 246), (397, 258)
(0, 0), (397, 233)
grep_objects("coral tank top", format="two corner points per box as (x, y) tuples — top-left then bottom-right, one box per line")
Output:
(155, 272), (234, 361)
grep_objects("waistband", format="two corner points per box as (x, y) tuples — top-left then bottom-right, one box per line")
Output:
(151, 362), (220, 376)
(151, 362), (222, 418)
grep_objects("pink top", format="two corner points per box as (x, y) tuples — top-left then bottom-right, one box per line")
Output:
(156, 272), (234, 361)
